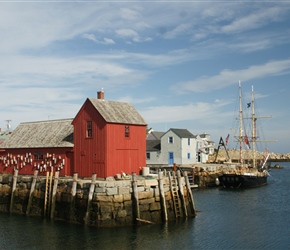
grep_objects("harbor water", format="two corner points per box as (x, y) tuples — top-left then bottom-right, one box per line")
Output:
(0, 162), (289, 250)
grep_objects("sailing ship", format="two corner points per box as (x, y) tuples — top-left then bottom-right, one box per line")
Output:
(218, 82), (273, 188)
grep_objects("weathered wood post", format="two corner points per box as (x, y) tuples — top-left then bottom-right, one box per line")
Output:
(44, 171), (49, 217)
(158, 170), (168, 221)
(192, 167), (195, 186)
(70, 172), (78, 222)
(50, 171), (59, 219)
(177, 170), (187, 217)
(184, 171), (196, 216)
(10, 169), (18, 213)
(132, 172), (140, 222)
(48, 168), (54, 216)
(26, 170), (38, 215)
(85, 173), (96, 225)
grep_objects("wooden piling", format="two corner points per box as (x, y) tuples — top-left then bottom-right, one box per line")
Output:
(26, 170), (38, 215)
(44, 171), (49, 217)
(85, 173), (96, 225)
(50, 171), (59, 219)
(70, 172), (78, 222)
(184, 171), (196, 216)
(158, 170), (168, 222)
(9, 169), (18, 213)
(177, 170), (187, 217)
(48, 168), (53, 216)
(192, 167), (195, 186)
(132, 172), (140, 222)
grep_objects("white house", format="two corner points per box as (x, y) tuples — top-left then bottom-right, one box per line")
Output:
(146, 128), (198, 166)
(146, 129), (215, 166)
(197, 133), (215, 163)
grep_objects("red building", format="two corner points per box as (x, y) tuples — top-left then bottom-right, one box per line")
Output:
(0, 90), (147, 178)
(72, 90), (147, 177)
(0, 119), (74, 176)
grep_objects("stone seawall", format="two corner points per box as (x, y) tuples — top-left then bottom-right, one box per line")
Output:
(0, 170), (196, 227)
(210, 149), (290, 162)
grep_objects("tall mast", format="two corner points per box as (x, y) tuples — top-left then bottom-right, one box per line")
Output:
(251, 85), (257, 168)
(239, 81), (243, 165)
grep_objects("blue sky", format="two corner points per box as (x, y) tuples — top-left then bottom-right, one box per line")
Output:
(1, 1), (290, 153)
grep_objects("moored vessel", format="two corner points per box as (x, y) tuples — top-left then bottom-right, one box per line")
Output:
(218, 82), (274, 188)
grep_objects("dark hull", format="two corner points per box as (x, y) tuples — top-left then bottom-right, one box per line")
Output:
(218, 174), (267, 188)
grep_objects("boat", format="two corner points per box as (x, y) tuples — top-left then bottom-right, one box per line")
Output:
(218, 82), (273, 188)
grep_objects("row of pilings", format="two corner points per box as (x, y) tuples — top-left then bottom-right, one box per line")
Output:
(0, 169), (196, 227)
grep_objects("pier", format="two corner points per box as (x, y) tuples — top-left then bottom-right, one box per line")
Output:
(0, 169), (196, 227)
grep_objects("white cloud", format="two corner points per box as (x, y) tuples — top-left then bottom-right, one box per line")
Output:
(117, 96), (155, 104)
(141, 99), (230, 124)
(104, 38), (115, 44)
(115, 28), (152, 43)
(82, 33), (115, 44)
(120, 8), (142, 20)
(221, 6), (287, 34)
(171, 59), (290, 94)
(163, 23), (192, 39)
(116, 28), (138, 38)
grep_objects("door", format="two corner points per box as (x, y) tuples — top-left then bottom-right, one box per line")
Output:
(168, 152), (174, 165)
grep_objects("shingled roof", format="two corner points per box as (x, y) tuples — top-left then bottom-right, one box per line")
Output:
(146, 140), (161, 151)
(0, 119), (74, 149)
(164, 128), (196, 139)
(0, 130), (12, 145)
(147, 131), (164, 140)
(88, 98), (147, 125)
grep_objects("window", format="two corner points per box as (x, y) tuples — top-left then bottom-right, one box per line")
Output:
(168, 136), (173, 144)
(188, 138), (190, 145)
(146, 152), (150, 160)
(125, 125), (130, 138)
(87, 121), (92, 138)
(34, 152), (43, 160)
(187, 153), (191, 159)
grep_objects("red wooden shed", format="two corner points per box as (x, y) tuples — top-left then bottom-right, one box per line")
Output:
(72, 90), (147, 178)
(0, 119), (74, 176)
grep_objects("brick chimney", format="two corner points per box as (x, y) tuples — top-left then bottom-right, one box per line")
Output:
(97, 88), (104, 99)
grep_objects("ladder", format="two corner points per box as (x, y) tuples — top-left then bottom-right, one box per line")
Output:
(44, 171), (53, 217)
(169, 172), (181, 218)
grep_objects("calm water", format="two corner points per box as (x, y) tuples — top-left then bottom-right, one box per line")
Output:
(1, 162), (290, 250)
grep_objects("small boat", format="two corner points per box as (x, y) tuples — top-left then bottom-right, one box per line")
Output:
(218, 82), (274, 188)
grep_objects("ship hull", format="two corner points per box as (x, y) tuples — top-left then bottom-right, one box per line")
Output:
(218, 174), (267, 188)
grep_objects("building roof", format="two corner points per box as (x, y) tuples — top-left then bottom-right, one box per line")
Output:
(0, 119), (74, 149)
(163, 128), (196, 139)
(147, 131), (164, 140)
(146, 140), (161, 151)
(0, 131), (12, 145)
(88, 98), (147, 125)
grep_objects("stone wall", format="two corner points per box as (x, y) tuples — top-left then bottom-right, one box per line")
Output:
(0, 171), (196, 227)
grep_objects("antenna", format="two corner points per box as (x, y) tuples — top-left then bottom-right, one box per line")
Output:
(6, 120), (12, 131)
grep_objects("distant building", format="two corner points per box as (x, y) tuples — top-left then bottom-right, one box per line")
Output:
(146, 129), (215, 166)
(196, 133), (215, 163)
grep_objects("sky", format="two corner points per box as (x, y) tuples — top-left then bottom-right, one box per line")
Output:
(1, 1), (290, 154)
